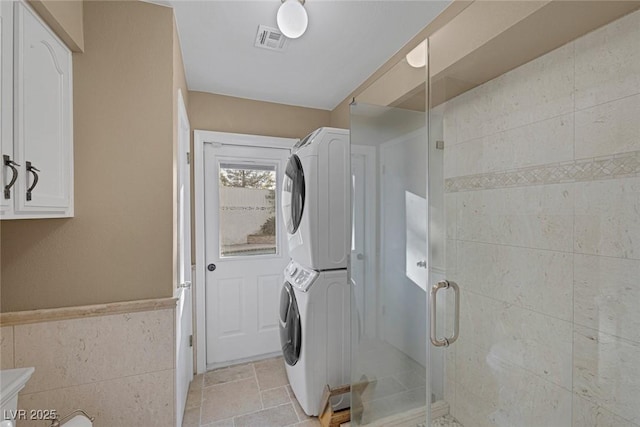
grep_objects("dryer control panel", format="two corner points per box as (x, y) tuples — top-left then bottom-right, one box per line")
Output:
(284, 260), (318, 292)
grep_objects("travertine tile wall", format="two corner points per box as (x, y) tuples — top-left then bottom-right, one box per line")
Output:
(1, 309), (175, 427)
(442, 9), (640, 427)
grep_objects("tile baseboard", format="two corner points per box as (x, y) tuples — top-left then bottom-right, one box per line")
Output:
(0, 297), (177, 326)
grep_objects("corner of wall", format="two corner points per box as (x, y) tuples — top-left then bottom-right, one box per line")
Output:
(330, 100), (350, 130)
(187, 91), (331, 139)
(27, 0), (84, 52)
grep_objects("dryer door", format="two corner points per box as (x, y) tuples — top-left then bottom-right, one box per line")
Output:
(282, 154), (305, 234)
(279, 281), (301, 366)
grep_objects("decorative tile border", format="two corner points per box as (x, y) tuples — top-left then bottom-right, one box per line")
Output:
(445, 150), (640, 193)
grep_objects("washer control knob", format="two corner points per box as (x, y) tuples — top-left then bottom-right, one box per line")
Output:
(286, 263), (298, 276)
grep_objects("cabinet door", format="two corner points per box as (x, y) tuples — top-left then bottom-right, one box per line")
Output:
(0, 1), (14, 215)
(14, 1), (72, 215)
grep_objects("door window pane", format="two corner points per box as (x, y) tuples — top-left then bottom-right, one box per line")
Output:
(218, 163), (277, 257)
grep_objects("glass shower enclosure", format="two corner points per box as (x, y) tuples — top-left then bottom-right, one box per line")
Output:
(350, 103), (445, 426)
(351, 7), (640, 427)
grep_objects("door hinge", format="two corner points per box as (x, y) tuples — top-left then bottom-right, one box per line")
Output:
(435, 140), (445, 150)
(186, 152), (191, 164)
(189, 335), (193, 347)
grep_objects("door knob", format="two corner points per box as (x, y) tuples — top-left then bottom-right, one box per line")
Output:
(416, 260), (427, 268)
(207, 263), (217, 272)
(178, 281), (191, 289)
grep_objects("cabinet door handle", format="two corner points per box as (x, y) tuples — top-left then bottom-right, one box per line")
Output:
(26, 161), (40, 201)
(3, 155), (20, 199)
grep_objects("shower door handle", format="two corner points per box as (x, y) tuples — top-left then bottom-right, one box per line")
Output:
(429, 280), (460, 347)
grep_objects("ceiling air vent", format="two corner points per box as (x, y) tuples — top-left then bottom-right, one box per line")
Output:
(255, 25), (287, 52)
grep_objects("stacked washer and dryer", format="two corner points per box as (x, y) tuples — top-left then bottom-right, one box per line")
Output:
(279, 127), (351, 416)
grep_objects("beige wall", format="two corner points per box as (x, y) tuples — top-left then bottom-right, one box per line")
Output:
(1, 1), (176, 312)
(28, 0), (84, 52)
(189, 91), (331, 138)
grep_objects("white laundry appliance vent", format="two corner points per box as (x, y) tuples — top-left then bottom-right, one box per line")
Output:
(255, 25), (287, 51)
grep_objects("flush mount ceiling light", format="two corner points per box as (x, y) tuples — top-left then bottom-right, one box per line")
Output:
(277, 0), (308, 39)
(406, 40), (427, 68)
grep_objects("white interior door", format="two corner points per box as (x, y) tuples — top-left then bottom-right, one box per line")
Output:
(175, 91), (193, 427)
(204, 143), (290, 368)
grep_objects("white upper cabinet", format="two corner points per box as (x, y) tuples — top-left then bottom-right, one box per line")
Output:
(1, 1), (73, 219)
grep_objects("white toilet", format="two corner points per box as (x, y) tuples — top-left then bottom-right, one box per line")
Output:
(0, 369), (93, 427)
(49, 411), (94, 427)
(0, 367), (35, 427)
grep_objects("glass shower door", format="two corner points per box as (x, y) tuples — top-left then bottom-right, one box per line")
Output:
(430, 9), (640, 426)
(350, 103), (432, 426)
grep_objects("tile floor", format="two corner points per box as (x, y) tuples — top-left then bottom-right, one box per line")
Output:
(182, 356), (319, 427)
(182, 355), (462, 427)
